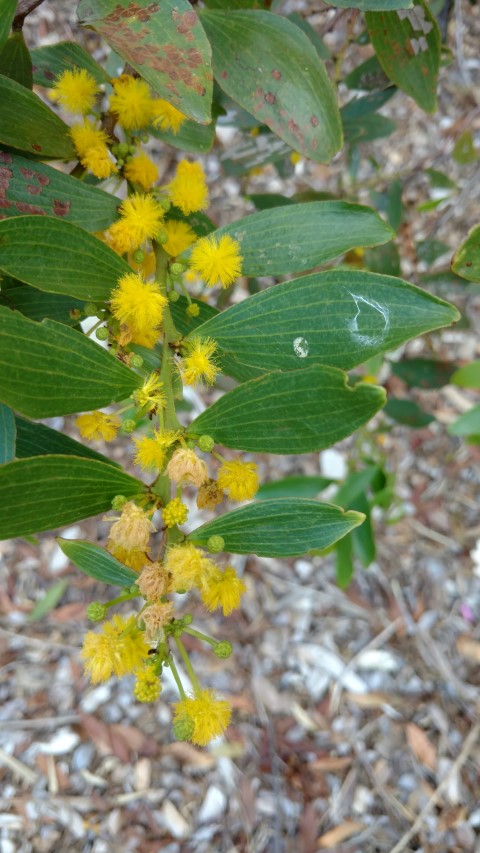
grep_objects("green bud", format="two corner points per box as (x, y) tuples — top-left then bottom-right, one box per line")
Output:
(182, 614), (193, 625)
(140, 132), (149, 144)
(128, 145), (137, 155)
(170, 262), (185, 276)
(130, 353), (143, 369)
(86, 602), (107, 622)
(173, 715), (194, 742)
(129, 584), (140, 594)
(168, 290), (180, 302)
(132, 248), (145, 264)
(111, 145), (119, 157)
(186, 439), (195, 449)
(186, 303), (200, 318)
(117, 142), (129, 157)
(95, 326), (109, 341)
(159, 196), (171, 212)
(116, 159), (124, 169)
(111, 494), (128, 511)
(122, 419), (137, 434)
(124, 154), (133, 164)
(198, 434), (214, 453)
(83, 302), (98, 317)
(207, 535), (225, 554)
(156, 229), (168, 245)
(214, 641), (233, 659)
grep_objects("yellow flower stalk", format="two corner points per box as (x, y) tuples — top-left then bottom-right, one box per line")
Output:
(152, 98), (187, 133)
(81, 614), (149, 684)
(200, 566), (246, 616)
(108, 193), (166, 255)
(167, 160), (209, 214)
(190, 234), (243, 289)
(75, 411), (120, 442)
(179, 337), (219, 386)
(217, 459), (259, 502)
(52, 68), (99, 115)
(109, 74), (154, 130)
(123, 150), (159, 191)
(173, 689), (231, 746)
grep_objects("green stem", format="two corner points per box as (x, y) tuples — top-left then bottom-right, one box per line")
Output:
(168, 653), (187, 699)
(174, 636), (202, 694)
(105, 590), (140, 609)
(153, 240), (182, 433)
(183, 626), (217, 647)
(85, 318), (104, 337)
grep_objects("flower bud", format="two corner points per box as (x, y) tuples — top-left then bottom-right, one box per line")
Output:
(111, 494), (128, 510)
(132, 248), (145, 264)
(83, 302), (98, 317)
(117, 142), (129, 157)
(159, 196), (171, 212)
(116, 158), (124, 169)
(214, 641), (233, 659)
(130, 353), (144, 369)
(168, 290), (180, 302)
(128, 144), (137, 155)
(86, 602), (107, 622)
(186, 303), (200, 318)
(122, 419), (137, 433)
(207, 535), (225, 554)
(170, 262), (185, 276)
(156, 228), (168, 245)
(95, 326), (109, 341)
(173, 715), (194, 742)
(198, 434), (214, 453)
(182, 614), (193, 625)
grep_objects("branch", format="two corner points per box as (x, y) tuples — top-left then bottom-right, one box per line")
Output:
(13, 0), (46, 29)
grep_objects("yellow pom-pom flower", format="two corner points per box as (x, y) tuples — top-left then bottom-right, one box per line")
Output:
(108, 193), (166, 255)
(173, 689), (231, 746)
(107, 501), (155, 551)
(134, 664), (162, 702)
(52, 67), (99, 115)
(107, 543), (149, 572)
(164, 543), (215, 592)
(152, 98), (187, 134)
(162, 219), (196, 257)
(163, 498), (188, 528)
(124, 150), (159, 191)
(167, 160), (209, 215)
(200, 566), (246, 616)
(189, 234), (242, 289)
(217, 459), (259, 502)
(133, 428), (180, 472)
(75, 411), (120, 442)
(110, 271), (167, 343)
(137, 561), (169, 601)
(179, 337), (218, 386)
(133, 374), (166, 411)
(166, 448), (208, 488)
(81, 614), (149, 684)
(109, 74), (154, 130)
(70, 120), (117, 180)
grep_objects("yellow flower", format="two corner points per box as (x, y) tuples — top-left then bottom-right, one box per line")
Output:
(109, 74), (154, 130)
(163, 498), (188, 528)
(81, 614), (149, 684)
(110, 271), (167, 341)
(166, 448), (208, 488)
(162, 219), (196, 256)
(189, 234), (242, 289)
(197, 478), (224, 510)
(179, 337), (218, 386)
(137, 561), (170, 601)
(152, 98), (187, 133)
(217, 459), (259, 502)
(133, 428), (181, 471)
(186, 303), (200, 318)
(52, 67), (99, 115)
(108, 193), (165, 255)
(107, 501), (155, 551)
(82, 145), (117, 179)
(167, 160), (209, 214)
(133, 374), (166, 411)
(141, 601), (174, 641)
(70, 121), (117, 180)
(107, 542), (148, 572)
(200, 566), (246, 616)
(134, 663), (162, 702)
(124, 150), (159, 191)
(164, 543), (215, 591)
(75, 411), (120, 441)
(173, 689), (231, 746)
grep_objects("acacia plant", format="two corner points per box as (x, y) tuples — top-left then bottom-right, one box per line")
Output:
(0, 0), (462, 746)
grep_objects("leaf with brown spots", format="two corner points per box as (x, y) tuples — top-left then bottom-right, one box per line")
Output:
(0, 73), (75, 159)
(200, 10), (342, 163)
(77, 0), (212, 124)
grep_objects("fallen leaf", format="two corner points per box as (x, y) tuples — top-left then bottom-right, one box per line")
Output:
(310, 755), (353, 773)
(406, 723), (437, 771)
(318, 821), (365, 848)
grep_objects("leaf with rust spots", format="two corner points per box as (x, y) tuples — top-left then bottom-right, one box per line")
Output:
(77, 0), (213, 124)
(200, 10), (342, 163)
(0, 74), (75, 159)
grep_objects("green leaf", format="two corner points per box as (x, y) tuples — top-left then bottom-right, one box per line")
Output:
(150, 117), (215, 154)
(57, 538), (138, 586)
(452, 131), (477, 165)
(256, 475), (332, 500)
(365, 0), (441, 113)
(77, 0), (213, 124)
(0, 278), (84, 325)
(287, 12), (330, 59)
(214, 202), (394, 277)
(0, 455), (143, 540)
(0, 402), (15, 463)
(363, 243), (401, 276)
(452, 224), (480, 282)
(220, 131), (291, 177)
(28, 579), (69, 622)
(391, 357), (456, 388)
(334, 467), (380, 507)
(425, 167), (457, 190)
(0, 0), (16, 52)
(331, 0), (412, 8)
(451, 360), (480, 389)
(416, 239), (450, 264)
(188, 270), (460, 383)
(343, 112), (397, 145)
(188, 366), (386, 454)
(0, 31), (33, 89)
(201, 10), (342, 163)
(335, 534), (354, 588)
(188, 498), (365, 557)
(0, 149), (119, 231)
(448, 404), (480, 438)
(0, 73), (75, 159)
(352, 496), (376, 567)
(0, 307), (139, 417)
(15, 415), (119, 466)
(0, 216), (129, 301)
(30, 41), (109, 87)
(248, 193), (295, 211)
(345, 55), (390, 90)
(384, 397), (435, 427)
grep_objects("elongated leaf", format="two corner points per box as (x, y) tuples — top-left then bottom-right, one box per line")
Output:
(452, 224), (480, 282)
(330, 0), (412, 9)
(0, 402), (15, 463)
(0, 0), (16, 52)
(384, 397), (434, 427)
(77, 0), (213, 124)
(448, 404), (480, 438)
(15, 416), (119, 466)
(150, 117), (215, 154)
(391, 358), (456, 388)
(188, 498), (364, 557)
(0, 216), (129, 300)
(201, 10), (342, 163)
(365, 0), (440, 113)
(451, 361), (480, 389)
(0, 73), (75, 158)
(0, 279), (84, 325)
(0, 308), (139, 417)
(28, 579), (69, 622)
(0, 149), (119, 230)
(0, 31), (33, 89)
(343, 112), (396, 145)
(0, 455), (143, 540)
(215, 202), (394, 276)
(58, 539), (138, 586)
(188, 366), (386, 454)
(188, 270), (460, 383)
(336, 534), (354, 588)
(256, 475), (331, 501)
(31, 42), (109, 87)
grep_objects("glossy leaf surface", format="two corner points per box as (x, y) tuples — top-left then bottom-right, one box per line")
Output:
(58, 539), (138, 586)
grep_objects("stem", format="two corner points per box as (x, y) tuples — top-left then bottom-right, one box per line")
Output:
(168, 653), (187, 699)
(85, 318), (104, 338)
(183, 626), (217, 647)
(174, 636), (202, 694)
(153, 240), (182, 432)
(106, 590), (140, 609)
